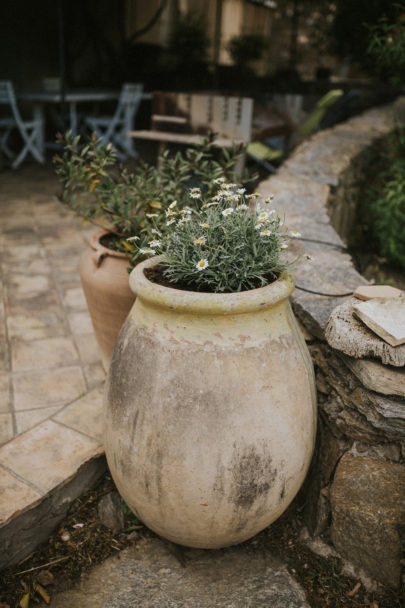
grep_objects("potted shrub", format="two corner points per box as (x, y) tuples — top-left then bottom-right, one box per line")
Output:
(53, 132), (246, 369)
(104, 181), (317, 549)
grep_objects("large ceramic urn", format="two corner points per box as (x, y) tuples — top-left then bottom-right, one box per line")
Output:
(104, 256), (317, 548)
(79, 231), (135, 371)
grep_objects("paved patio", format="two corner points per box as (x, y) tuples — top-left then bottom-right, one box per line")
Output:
(0, 162), (107, 568)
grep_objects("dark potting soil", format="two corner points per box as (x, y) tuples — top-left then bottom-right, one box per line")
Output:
(99, 231), (125, 252)
(144, 263), (279, 293)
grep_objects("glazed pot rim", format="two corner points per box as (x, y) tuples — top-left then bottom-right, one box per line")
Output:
(129, 255), (295, 315)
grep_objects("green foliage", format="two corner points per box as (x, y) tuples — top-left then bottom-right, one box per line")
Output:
(368, 136), (405, 268)
(167, 11), (210, 71)
(367, 4), (405, 85)
(131, 181), (296, 293)
(330, 0), (398, 71)
(227, 34), (268, 69)
(53, 132), (248, 264)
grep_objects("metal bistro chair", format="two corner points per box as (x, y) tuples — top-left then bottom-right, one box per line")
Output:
(84, 83), (144, 160)
(0, 80), (44, 169)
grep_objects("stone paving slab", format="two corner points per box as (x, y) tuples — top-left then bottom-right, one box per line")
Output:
(0, 419), (102, 494)
(54, 386), (105, 442)
(49, 535), (310, 608)
(0, 164), (107, 570)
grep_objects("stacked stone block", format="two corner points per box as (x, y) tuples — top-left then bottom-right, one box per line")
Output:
(258, 97), (405, 588)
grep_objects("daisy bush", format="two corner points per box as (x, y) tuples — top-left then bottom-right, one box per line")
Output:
(53, 132), (248, 263)
(129, 179), (298, 293)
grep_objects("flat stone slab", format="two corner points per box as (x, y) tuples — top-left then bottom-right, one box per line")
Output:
(325, 298), (405, 367)
(354, 285), (404, 301)
(353, 298), (405, 347)
(342, 356), (405, 398)
(49, 535), (310, 608)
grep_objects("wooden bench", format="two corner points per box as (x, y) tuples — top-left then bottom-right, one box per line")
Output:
(128, 91), (254, 170)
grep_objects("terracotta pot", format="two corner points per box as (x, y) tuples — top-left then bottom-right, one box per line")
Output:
(79, 231), (135, 371)
(104, 256), (317, 549)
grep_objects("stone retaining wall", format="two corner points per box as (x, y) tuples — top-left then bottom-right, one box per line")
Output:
(257, 98), (405, 589)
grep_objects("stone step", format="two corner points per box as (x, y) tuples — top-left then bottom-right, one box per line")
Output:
(48, 535), (310, 608)
(0, 387), (106, 570)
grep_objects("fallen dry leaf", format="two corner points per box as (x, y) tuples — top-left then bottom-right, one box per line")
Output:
(320, 485), (330, 498)
(18, 592), (30, 608)
(346, 581), (361, 597)
(36, 570), (54, 587)
(34, 583), (50, 605)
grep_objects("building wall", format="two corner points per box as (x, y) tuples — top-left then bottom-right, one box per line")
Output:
(125, 0), (274, 74)
(220, 0), (273, 73)
(125, 0), (175, 47)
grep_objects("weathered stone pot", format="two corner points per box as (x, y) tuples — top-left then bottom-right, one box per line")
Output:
(104, 256), (317, 548)
(79, 230), (135, 371)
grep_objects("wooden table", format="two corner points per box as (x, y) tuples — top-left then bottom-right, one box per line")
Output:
(19, 89), (120, 152)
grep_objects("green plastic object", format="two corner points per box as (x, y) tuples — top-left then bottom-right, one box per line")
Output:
(247, 89), (345, 172)
(246, 141), (284, 161)
(297, 89), (344, 138)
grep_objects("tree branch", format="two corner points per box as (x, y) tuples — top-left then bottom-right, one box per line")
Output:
(127, 0), (169, 45)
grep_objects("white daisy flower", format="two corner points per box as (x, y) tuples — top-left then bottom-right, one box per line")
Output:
(280, 243), (288, 249)
(146, 213), (158, 218)
(200, 222), (210, 228)
(178, 217), (191, 225)
(196, 259), (209, 271)
(166, 219), (176, 226)
(258, 211), (269, 221)
(148, 240), (161, 248)
(254, 221), (264, 230)
(264, 195), (274, 203)
(290, 230), (302, 238)
(236, 204), (248, 211)
(237, 188), (246, 194)
(190, 188), (201, 199)
(139, 248), (156, 255)
(180, 208), (192, 215)
(214, 177), (226, 184)
(222, 207), (234, 216)
(169, 200), (177, 209)
(260, 229), (272, 237)
(151, 229), (161, 235)
(194, 236), (207, 245)
(126, 236), (139, 242)
(166, 209), (175, 217)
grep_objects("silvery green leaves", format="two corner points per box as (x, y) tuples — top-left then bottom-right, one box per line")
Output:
(137, 183), (292, 293)
(53, 133), (248, 264)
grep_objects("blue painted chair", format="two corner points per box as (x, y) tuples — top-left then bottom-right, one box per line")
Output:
(84, 83), (144, 160)
(0, 81), (44, 169)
